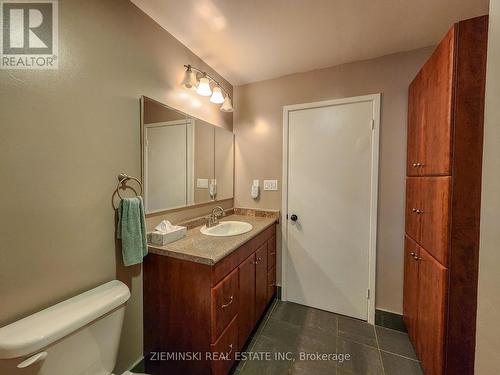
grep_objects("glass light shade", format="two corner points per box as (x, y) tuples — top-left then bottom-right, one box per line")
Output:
(210, 86), (225, 104)
(181, 67), (198, 89)
(196, 77), (212, 96)
(220, 95), (233, 112)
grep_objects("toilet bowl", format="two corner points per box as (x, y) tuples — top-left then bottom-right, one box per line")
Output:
(0, 280), (144, 375)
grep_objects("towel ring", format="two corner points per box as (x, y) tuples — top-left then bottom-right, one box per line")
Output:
(116, 173), (143, 200)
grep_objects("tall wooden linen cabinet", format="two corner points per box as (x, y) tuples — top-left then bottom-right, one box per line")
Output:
(403, 16), (488, 375)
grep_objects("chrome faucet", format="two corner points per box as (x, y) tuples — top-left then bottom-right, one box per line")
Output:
(206, 206), (225, 227)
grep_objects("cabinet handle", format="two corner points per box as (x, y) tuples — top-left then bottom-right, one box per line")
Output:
(227, 344), (233, 356)
(410, 252), (416, 257)
(269, 282), (276, 287)
(412, 208), (422, 214)
(412, 162), (424, 168)
(412, 163), (418, 167)
(257, 257), (262, 262)
(221, 296), (234, 309)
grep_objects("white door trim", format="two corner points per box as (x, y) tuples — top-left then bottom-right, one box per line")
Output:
(281, 94), (381, 324)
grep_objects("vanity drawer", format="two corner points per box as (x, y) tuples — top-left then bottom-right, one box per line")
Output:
(267, 235), (276, 270)
(210, 315), (238, 375)
(267, 267), (276, 302)
(211, 268), (238, 342)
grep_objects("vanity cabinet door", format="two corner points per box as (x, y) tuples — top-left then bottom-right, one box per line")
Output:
(419, 176), (451, 266)
(405, 177), (422, 242)
(416, 247), (448, 375)
(267, 235), (276, 270)
(254, 243), (268, 321)
(238, 254), (256, 350)
(403, 236), (420, 343)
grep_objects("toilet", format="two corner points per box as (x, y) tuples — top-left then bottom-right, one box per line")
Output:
(0, 280), (145, 375)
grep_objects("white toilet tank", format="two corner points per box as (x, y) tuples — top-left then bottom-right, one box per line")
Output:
(0, 280), (130, 375)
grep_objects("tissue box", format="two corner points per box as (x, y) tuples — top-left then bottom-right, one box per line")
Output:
(147, 226), (187, 246)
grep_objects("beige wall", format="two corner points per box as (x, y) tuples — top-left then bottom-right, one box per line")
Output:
(475, 5), (500, 374)
(234, 47), (434, 313)
(0, 0), (232, 372)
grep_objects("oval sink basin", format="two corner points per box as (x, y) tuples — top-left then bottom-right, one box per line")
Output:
(200, 221), (253, 237)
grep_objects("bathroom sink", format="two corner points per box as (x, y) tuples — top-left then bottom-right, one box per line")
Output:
(200, 221), (253, 237)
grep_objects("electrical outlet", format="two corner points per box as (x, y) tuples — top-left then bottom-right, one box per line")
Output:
(197, 178), (209, 188)
(263, 180), (278, 191)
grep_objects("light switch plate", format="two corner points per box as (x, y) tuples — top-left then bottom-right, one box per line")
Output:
(263, 180), (278, 191)
(197, 178), (209, 188)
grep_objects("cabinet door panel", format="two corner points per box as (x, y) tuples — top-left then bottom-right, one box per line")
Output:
(267, 267), (276, 303)
(420, 27), (455, 176)
(210, 316), (238, 375)
(420, 177), (451, 266)
(238, 254), (255, 350)
(254, 243), (268, 321)
(211, 268), (239, 342)
(267, 235), (277, 270)
(417, 248), (448, 375)
(405, 178), (421, 241)
(407, 72), (425, 176)
(403, 236), (420, 343)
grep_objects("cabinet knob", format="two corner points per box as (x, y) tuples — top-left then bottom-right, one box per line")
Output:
(412, 163), (418, 167)
(410, 252), (416, 257)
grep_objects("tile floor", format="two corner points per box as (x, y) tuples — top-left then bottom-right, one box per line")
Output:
(232, 300), (423, 375)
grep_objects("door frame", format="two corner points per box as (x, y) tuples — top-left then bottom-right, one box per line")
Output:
(281, 94), (381, 324)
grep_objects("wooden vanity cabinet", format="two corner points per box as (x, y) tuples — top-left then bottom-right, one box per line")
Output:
(403, 16), (487, 375)
(144, 223), (277, 375)
(238, 253), (256, 350)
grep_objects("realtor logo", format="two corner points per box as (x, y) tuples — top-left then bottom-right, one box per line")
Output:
(1, 0), (58, 69)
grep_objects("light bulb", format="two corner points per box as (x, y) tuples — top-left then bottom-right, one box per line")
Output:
(181, 66), (198, 89)
(220, 95), (233, 112)
(196, 77), (212, 96)
(210, 86), (225, 104)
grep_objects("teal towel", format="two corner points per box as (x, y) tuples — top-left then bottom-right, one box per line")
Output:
(117, 196), (148, 266)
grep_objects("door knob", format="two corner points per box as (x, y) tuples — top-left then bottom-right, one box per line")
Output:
(290, 214), (298, 222)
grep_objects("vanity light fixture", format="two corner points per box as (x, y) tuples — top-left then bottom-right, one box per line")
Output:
(182, 64), (233, 112)
(196, 75), (212, 96)
(210, 85), (225, 104)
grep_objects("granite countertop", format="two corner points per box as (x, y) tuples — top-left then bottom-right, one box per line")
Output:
(148, 214), (278, 265)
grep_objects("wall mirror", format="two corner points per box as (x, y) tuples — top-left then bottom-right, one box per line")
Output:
(141, 96), (234, 214)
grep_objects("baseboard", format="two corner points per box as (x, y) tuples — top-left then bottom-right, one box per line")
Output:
(375, 309), (407, 332)
(129, 357), (145, 373)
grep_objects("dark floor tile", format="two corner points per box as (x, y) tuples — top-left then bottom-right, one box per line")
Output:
(337, 316), (377, 347)
(238, 336), (293, 375)
(375, 327), (417, 359)
(289, 356), (337, 374)
(295, 328), (337, 354)
(269, 301), (312, 326)
(271, 301), (338, 336)
(337, 338), (384, 375)
(260, 318), (301, 351)
(381, 351), (423, 375)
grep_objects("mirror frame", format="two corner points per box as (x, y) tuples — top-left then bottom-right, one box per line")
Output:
(140, 96), (235, 217)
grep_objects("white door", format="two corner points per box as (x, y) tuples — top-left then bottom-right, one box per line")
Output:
(283, 95), (380, 322)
